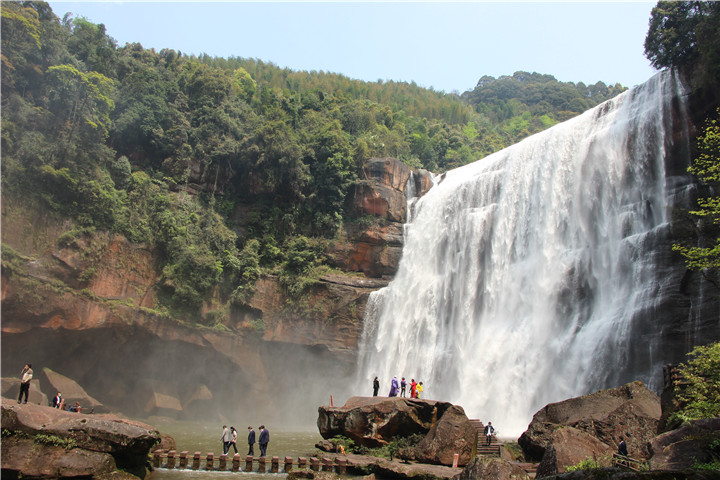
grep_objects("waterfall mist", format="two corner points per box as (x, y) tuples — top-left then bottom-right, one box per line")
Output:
(356, 71), (694, 436)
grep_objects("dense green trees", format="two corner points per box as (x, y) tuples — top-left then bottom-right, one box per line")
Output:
(645, 1), (720, 83)
(0, 1), (627, 323)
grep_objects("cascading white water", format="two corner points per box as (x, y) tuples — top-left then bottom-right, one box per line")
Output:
(356, 71), (691, 436)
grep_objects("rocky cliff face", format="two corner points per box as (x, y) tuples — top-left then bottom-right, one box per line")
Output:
(1, 158), (432, 425)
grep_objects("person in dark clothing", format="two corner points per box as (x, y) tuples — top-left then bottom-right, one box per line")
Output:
(484, 422), (495, 446)
(247, 427), (256, 456)
(400, 377), (407, 397)
(373, 377), (379, 396)
(258, 425), (270, 457)
(18, 364), (32, 404)
(618, 437), (628, 457)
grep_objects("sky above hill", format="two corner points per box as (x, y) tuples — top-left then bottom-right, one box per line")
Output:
(47, 1), (659, 93)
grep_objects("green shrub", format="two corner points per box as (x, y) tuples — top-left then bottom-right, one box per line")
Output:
(33, 434), (77, 450)
(668, 341), (720, 427)
(565, 458), (602, 472)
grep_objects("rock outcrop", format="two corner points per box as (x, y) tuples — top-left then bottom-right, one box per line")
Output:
(42, 368), (109, 413)
(1, 378), (47, 406)
(317, 396), (476, 467)
(648, 417), (720, 471)
(453, 457), (530, 480)
(318, 396), (453, 448)
(328, 158), (433, 278)
(1, 399), (160, 479)
(414, 404), (478, 466)
(534, 427), (614, 477)
(519, 382), (661, 462)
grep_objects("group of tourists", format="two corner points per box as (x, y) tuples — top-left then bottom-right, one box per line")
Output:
(372, 376), (424, 398)
(221, 425), (270, 457)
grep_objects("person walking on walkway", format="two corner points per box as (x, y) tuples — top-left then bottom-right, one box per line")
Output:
(247, 426), (256, 456)
(258, 425), (270, 457)
(484, 422), (495, 446)
(221, 425), (232, 455)
(229, 426), (239, 454)
(18, 364), (33, 404)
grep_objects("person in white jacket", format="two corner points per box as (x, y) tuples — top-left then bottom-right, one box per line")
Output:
(18, 364), (33, 404)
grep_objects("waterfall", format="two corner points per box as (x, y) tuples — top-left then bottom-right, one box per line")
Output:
(356, 71), (692, 436)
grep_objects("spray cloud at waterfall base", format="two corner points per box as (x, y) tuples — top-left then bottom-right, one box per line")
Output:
(356, 71), (709, 437)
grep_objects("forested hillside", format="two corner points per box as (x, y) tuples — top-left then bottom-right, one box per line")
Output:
(1, 1), (625, 324)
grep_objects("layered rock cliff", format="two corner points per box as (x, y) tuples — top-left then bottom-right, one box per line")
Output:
(1, 158), (432, 425)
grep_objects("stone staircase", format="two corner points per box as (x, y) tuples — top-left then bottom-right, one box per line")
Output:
(468, 419), (502, 457)
(468, 419), (538, 478)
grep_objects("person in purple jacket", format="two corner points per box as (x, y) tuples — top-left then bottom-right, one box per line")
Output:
(389, 376), (399, 396)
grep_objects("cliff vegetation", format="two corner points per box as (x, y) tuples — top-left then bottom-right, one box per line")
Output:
(1, 1), (625, 324)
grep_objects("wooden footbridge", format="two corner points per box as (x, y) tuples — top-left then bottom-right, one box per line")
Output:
(152, 450), (351, 474)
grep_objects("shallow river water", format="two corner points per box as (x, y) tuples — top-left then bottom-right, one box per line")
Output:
(148, 419), (324, 480)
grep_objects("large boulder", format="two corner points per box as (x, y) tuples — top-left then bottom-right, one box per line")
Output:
(42, 367), (109, 413)
(649, 417), (720, 471)
(1, 399), (160, 479)
(413, 404), (477, 466)
(518, 382), (661, 461)
(535, 426), (614, 477)
(453, 457), (530, 480)
(2, 377), (48, 406)
(317, 396), (454, 448)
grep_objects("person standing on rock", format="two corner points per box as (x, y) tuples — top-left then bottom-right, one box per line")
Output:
(400, 377), (407, 397)
(410, 379), (417, 398)
(416, 381), (424, 398)
(484, 422), (495, 446)
(247, 426), (256, 456)
(389, 376), (399, 396)
(221, 425), (232, 455)
(17, 364), (33, 404)
(258, 425), (270, 457)
(373, 376), (380, 396)
(52, 392), (63, 408)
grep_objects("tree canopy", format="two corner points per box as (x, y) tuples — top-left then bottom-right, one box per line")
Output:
(0, 1), (628, 323)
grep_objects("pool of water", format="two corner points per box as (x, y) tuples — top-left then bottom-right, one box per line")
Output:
(147, 419), (323, 480)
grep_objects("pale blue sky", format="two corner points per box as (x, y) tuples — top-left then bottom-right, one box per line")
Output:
(47, 1), (658, 93)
